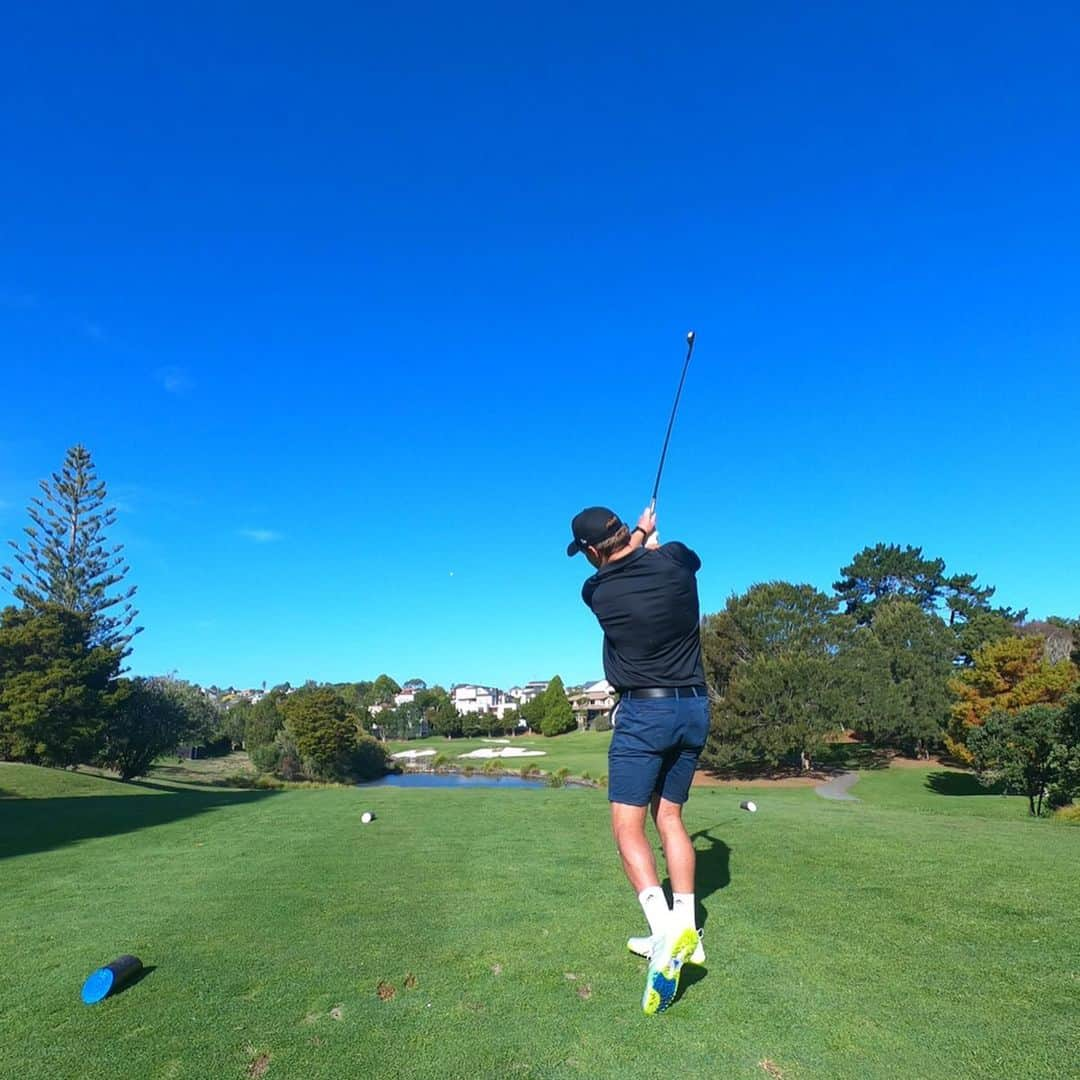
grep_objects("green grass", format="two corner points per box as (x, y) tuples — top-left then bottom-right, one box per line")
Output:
(386, 730), (614, 779)
(2, 760), (1079, 1079)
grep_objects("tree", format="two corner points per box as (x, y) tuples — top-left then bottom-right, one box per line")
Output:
(841, 601), (954, 754)
(98, 678), (190, 780)
(281, 686), (356, 779)
(833, 544), (1019, 657)
(538, 675), (575, 737)
(701, 582), (844, 695)
(967, 704), (1080, 816)
(700, 583), (851, 769)
(155, 677), (223, 748)
(244, 692), (286, 750)
(706, 651), (847, 770)
(947, 636), (1079, 762)
(518, 693), (545, 732)
(3, 445), (141, 656)
(362, 674), (401, 708)
(425, 691), (463, 738)
(834, 544), (948, 626)
(0, 604), (119, 766)
(953, 608), (1017, 668)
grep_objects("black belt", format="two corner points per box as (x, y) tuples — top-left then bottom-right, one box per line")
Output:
(621, 686), (707, 699)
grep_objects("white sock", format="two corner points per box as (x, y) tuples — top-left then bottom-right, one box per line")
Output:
(637, 886), (670, 937)
(672, 892), (696, 931)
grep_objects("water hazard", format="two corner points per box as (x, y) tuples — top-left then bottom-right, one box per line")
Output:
(359, 772), (548, 790)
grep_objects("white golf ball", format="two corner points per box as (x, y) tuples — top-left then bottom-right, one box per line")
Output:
(361, 811), (374, 824)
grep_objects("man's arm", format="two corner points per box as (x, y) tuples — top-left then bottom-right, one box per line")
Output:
(626, 506), (657, 551)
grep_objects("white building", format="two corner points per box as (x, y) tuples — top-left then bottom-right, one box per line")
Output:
(451, 684), (501, 715)
(569, 679), (616, 730)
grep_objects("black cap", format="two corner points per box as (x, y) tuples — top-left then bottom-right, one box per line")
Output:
(566, 507), (624, 557)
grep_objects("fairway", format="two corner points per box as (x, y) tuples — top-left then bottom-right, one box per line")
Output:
(2, 763), (1078, 1080)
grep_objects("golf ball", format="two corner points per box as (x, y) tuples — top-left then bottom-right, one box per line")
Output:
(740, 800), (757, 813)
(361, 811), (374, 824)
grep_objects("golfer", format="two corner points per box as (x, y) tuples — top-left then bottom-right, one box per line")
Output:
(567, 505), (708, 1015)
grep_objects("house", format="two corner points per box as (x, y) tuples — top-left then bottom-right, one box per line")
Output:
(508, 680), (549, 705)
(451, 684), (501, 715)
(569, 679), (616, 731)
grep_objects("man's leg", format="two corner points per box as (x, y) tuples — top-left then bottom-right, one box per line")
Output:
(611, 801), (669, 937)
(654, 797), (695, 894)
(611, 801), (659, 892)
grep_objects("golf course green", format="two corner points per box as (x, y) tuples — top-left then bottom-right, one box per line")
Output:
(2, 748), (1077, 1079)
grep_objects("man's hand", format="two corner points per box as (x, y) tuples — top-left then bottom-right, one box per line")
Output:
(635, 506), (660, 549)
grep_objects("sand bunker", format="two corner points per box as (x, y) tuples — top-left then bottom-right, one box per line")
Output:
(457, 747), (547, 759)
(391, 749), (438, 760)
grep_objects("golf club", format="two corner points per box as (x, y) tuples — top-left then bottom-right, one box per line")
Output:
(649, 330), (697, 514)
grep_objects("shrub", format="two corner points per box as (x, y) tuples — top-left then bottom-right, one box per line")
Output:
(351, 733), (388, 782)
(249, 742), (282, 774)
(281, 687), (355, 780)
(1054, 804), (1080, 825)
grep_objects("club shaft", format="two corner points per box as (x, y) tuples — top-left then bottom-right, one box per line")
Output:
(650, 333), (697, 507)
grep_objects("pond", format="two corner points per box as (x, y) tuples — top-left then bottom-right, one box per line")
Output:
(359, 772), (549, 790)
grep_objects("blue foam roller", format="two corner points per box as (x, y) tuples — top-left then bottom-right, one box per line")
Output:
(81, 955), (143, 1004)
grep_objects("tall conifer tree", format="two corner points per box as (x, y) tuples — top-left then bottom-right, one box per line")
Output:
(3, 445), (141, 657)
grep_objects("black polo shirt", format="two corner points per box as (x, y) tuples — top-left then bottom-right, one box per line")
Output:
(581, 542), (705, 692)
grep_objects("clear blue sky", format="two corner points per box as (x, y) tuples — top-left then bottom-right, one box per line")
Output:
(2, 3), (1078, 690)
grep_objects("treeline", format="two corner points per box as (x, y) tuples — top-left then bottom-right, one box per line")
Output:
(0, 447), (239, 779)
(702, 544), (1080, 814)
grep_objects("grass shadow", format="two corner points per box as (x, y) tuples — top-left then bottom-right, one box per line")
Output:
(925, 771), (1005, 797)
(0, 785), (279, 860)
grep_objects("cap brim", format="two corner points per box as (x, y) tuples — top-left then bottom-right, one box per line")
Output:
(566, 539), (583, 557)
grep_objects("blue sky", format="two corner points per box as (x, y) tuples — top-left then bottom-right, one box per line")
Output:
(2, 3), (1078, 690)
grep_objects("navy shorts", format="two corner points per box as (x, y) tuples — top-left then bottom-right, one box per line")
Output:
(608, 694), (710, 807)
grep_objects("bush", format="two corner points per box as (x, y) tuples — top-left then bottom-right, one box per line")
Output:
(281, 687), (355, 780)
(249, 742), (282, 774)
(1054, 804), (1080, 824)
(546, 766), (570, 788)
(98, 678), (189, 780)
(351, 733), (388, 781)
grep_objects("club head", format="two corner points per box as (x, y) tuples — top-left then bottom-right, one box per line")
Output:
(686, 330), (695, 346)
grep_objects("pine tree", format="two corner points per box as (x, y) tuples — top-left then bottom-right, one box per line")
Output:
(2, 445), (141, 656)
(539, 675), (576, 737)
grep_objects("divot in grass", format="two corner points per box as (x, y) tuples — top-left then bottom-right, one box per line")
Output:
(404, 973), (418, 990)
(759, 1059), (784, 1078)
(329, 1006), (343, 1020)
(246, 1050), (271, 1078)
(376, 981), (396, 1001)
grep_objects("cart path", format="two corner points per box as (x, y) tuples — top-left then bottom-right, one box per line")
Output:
(815, 771), (860, 801)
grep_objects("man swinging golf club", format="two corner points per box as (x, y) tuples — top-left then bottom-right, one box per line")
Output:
(567, 504), (708, 1015)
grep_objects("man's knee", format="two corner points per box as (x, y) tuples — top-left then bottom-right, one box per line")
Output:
(653, 797), (688, 836)
(611, 802), (648, 846)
